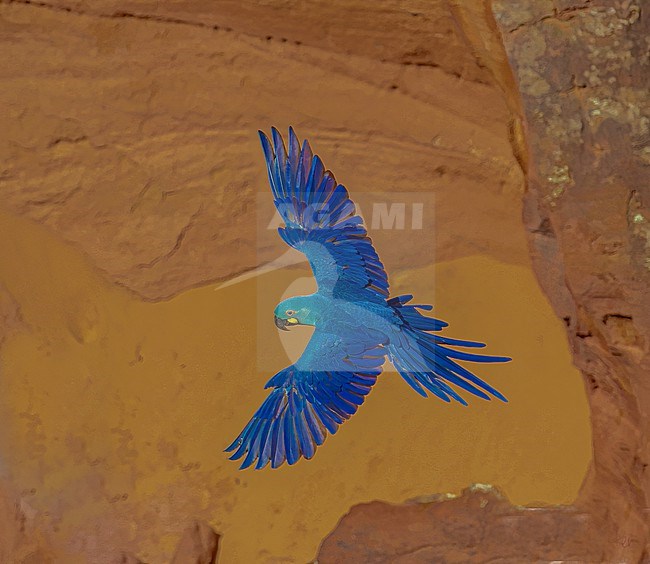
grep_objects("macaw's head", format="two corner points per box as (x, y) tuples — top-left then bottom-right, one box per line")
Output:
(273, 296), (316, 331)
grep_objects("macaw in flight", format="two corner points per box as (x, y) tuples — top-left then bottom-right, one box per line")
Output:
(226, 127), (510, 469)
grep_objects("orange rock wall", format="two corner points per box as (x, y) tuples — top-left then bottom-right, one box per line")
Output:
(320, 0), (650, 561)
(0, 0), (607, 562)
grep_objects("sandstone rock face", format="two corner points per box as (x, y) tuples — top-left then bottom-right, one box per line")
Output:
(170, 521), (220, 564)
(0, 0), (623, 562)
(0, 284), (23, 346)
(0, 479), (53, 563)
(508, 0), (650, 559)
(318, 486), (597, 563)
(0, 0), (523, 300)
(320, 0), (650, 562)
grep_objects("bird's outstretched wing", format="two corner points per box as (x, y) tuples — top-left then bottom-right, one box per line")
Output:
(260, 127), (389, 304)
(225, 321), (387, 469)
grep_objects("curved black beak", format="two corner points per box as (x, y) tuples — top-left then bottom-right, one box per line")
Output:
(274, 315), (290, 331)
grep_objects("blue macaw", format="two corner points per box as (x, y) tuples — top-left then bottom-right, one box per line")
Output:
(226, 127), (510, 469)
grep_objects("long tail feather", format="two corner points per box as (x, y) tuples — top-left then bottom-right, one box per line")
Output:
(388, 295), (509, 404)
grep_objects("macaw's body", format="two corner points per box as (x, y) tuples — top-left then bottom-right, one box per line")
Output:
(226, 127), (510, 470)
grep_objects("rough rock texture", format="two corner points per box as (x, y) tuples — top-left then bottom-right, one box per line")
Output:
(0, 480), (53, 563)
(0, 478), (221, 564)
(318, 486), (595, 563)
(6, 0), (493, 83)
(170, 521), (220, 564)
(0, 284), (23, 347)
(3, 0), (641, 561)
(319, 0), (650, 562)
(510, 0), (650, 559)
(0, 0), (524, 300)
(112, 553), (144, 564)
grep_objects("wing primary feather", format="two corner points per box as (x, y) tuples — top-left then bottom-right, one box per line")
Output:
(254, 419), (274, 470)
(284, 411), (300, 465)
(298, 139), (313, 201)
(288, 127), (300, 192)
(271, 415), (286, 468)
(303, 404), (326, 445)
(271, 127), (288, 198)
(295, 410), (316, 459)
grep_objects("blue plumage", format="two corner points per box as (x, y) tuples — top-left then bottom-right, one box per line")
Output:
(225, 127), (511, 469)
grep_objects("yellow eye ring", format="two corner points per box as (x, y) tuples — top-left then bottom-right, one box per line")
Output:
(285, 309), (295, 316)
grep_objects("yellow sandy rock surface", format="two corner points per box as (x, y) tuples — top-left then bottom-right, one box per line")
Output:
(0, 208), (590, 562)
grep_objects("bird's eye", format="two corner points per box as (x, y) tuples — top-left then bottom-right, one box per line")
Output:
(286, 309), (295, 316)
